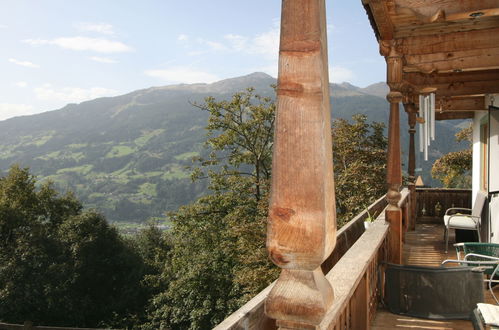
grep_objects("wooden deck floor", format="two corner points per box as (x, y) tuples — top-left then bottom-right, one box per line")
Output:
(372, 219), (496, 330)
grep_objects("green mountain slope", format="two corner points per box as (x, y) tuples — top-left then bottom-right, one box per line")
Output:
(0, 72), (467, 223)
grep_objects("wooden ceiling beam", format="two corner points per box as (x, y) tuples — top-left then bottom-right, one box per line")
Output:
(404, 70), (499, 86)
(414, 96), (485, 112)
(397, 27), (499, 55)
(435, 111), (474, 120)
(412, 80), (499, 97)
(395, 17), (499, 38)
(366, 0), (395, 40)
(394, 0), (499, 17)
(403, 47), (499, 74)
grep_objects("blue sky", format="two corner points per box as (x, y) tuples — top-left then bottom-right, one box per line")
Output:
(0, 0), (385, 121)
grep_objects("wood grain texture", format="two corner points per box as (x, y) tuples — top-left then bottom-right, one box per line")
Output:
(405, 70), (499, 86)
(412, 79), (499, 97)
(367, 0), (395, 40)
(404, 47), (499, 74)
(397, 27), (499, 55)
(265, 0), (336, 327)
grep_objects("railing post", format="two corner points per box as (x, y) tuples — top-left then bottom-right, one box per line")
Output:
(265, 0), (336, 328)
(407, 108), (417, 230)
(385, 41), (403, 264)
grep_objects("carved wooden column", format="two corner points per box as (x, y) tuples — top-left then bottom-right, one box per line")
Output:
(266, 0), (336, 328)
(385, 41), (403, 264)
(406, 104), (417, 230)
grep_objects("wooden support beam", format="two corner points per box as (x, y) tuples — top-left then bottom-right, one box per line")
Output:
(405, 106), (417, 231)
(435, 111), (474, 120)
(404, 70), (499, 86)
(397, 27), (499, 55)
(366, 0), (395, 40)
(405, 106), (416, 181)
(396, 18), (499, 39)
(385, 45), (403, 265)
(266, 0), (335, 328)
(414, 96), (485, 112)
(403, 47), (499, 74)
(413, 80), (499, 97)
(394, 0), (499, 17)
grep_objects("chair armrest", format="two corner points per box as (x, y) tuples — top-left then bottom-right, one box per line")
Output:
(442, 258), (499, 266)
(464, 253), (499, 262)
(445, 207), (472, 215)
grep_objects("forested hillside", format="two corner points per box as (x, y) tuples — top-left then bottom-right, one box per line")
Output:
(0, 72), (468, 224)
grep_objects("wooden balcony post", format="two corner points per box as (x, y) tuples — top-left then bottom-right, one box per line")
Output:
(266, 0), (336, 328)
(385, 41), (403, 264)
(407, 107), (417, 230)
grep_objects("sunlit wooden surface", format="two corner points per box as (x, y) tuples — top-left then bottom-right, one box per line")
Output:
(372, 218), (494, 329)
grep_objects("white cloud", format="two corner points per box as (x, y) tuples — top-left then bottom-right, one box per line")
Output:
(187, 50), (206, 56)
(89, 56), (117, 64)
(144, 67), (219, 84)
(34, 84), (119, 103)
(0, 24), (7, 29)
(0, 103), (35, 121)
(250, 27), (279, 59)
(195, 38), (228, 52)
(224, 34), (248, 52)
(14, 81), (28, 87)
(24, 37), (132, 53)
(329, 66), (355, 83)
(178, 34), (189, 41)
(8, 58), (39, 68)
(75, 22), (115, 35)
(188, 24), (279, 61)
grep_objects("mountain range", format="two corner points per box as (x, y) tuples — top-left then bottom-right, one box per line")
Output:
(0, 72), (468, 224)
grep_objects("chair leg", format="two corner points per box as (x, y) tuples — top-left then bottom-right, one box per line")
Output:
(445, 226), (449, 253)
(477, 228), (481, 242)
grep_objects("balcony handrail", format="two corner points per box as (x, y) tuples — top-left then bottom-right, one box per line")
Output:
(215, 193), (389, 329)
(319, 216), (389, 329)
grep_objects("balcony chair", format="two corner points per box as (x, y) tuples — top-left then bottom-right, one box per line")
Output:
(444, 191), (487, 253)
(443, 243), (499, 305)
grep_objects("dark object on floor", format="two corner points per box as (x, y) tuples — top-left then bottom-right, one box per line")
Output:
(385, 263), (484, 320)
(456, 229), (479, 243)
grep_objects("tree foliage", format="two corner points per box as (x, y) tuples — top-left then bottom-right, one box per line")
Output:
(332, 114), (387, 226)
(432, 124), (472, 188)
(0, 165), (148, 328)
(144, 88), (278, 329)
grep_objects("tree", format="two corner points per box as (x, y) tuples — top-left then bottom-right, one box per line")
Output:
(0, 165), (148, 328)
(145, 88), (278, 329)
(332, 114), (387, 226)
(432, 124), (472, 188)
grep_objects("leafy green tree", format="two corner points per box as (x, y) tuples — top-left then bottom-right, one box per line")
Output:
(432, 124), (472, 188)
(0, 165), (148, 328)
(145, 88), (278, 329)
(332, 114), (387, 226)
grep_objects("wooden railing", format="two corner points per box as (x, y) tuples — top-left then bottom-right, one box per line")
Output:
(319, 189), (411, 329)
(214, 195), (388, 330)
(415, 188), (471, 219)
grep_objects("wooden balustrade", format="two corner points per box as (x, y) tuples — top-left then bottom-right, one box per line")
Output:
(319, 189), (409, 329)
(415, 188), (471, 219)
(215, 195), (388, 330)
(216, 188), (477, 329)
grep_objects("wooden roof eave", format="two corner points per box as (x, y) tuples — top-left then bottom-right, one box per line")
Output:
(362, 0), (499, 119)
